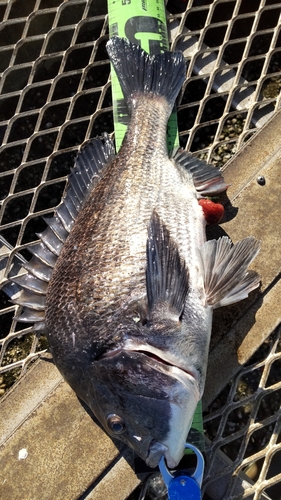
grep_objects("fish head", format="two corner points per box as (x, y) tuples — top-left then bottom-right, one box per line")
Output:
(89, 347), (200, 468)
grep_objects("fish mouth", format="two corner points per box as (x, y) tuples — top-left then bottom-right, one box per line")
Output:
(100, 343), (200, 468)
(103, 340), (200, 391)
(146, 441), (181, 469)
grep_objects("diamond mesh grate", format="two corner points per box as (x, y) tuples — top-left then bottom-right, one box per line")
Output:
(0, 0), (281, 498)
(0, 0), (111, 393)
(203, 325), (281, 499)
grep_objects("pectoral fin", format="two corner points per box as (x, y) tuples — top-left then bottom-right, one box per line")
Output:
(146, 211), (189, 321)
(199, 236), (260, 308)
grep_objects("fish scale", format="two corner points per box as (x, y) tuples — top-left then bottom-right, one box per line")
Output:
(11, 37), (260, 470)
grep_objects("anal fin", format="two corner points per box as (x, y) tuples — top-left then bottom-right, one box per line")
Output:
(199, 236), (260, 309)
(173, 149), (229, 196)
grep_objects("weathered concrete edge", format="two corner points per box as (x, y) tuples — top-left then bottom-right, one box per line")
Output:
(84, 449), (140, 500)
(0, 352), (140, 500)
(1, 353), (63, 446)
(222, 106), (281, 198)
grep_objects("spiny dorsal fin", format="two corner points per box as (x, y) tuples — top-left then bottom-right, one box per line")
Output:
(199, 236), (260, 309)
(173, 149), (229, 196)
(57, 133), (115, 231)
(146, 211), (189, 321)
(11, 134), (115, 330)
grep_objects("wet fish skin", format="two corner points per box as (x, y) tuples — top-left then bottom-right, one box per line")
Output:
(11, 37), (260, 469)
(46, 40), (190, 376)
(45, 42), (195, 467)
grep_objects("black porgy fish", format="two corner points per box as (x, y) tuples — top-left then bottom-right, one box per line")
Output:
(12, 37), (260, 468)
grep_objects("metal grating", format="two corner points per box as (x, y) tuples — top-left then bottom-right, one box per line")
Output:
(203, 325), (281, 499)
(0, 0), (281, 498)
(0, 0), (111, 391)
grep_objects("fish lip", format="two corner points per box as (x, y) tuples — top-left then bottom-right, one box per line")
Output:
(101, 341), (199, 394)
(124, 340), (199, 380)
(146, 441), (179, 469)
(145, 440), (168, 469)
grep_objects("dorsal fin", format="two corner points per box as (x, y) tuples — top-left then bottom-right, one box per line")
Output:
(146, 211), (189, 322)
(173, 149), (229, 196)
(11, 134), (115, 330)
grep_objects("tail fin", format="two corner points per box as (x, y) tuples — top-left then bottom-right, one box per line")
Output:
(106, 37), (186, 109)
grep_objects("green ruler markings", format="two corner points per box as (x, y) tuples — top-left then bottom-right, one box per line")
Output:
(108, 0), (179, 153)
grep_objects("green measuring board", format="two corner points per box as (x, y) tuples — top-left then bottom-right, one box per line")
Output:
(107, 0), (204, 452)
(108, 0), (178, 153)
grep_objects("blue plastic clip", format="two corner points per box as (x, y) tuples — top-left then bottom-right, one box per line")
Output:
(159, 443), (204, 500)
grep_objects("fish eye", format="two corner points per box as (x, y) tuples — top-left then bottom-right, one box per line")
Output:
(106, 414), (126, 435)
